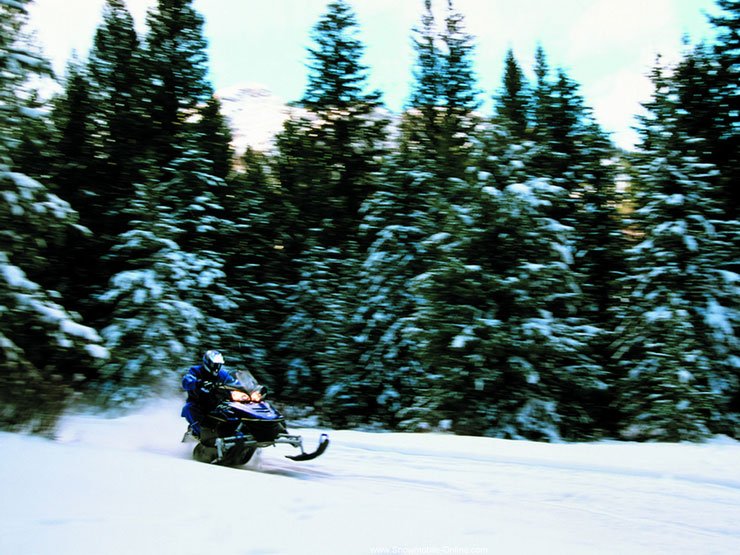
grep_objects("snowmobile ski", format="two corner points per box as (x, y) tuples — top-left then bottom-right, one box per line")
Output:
(285, 433), (330, 461)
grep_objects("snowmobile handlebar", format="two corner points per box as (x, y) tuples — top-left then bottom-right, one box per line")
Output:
(200, 378), (267, 396)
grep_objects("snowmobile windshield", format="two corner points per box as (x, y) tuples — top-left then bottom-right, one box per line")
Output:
(225, 370), (261, 393)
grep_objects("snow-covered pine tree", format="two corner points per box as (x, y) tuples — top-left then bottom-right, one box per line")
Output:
(96, 175), (239, 404)
(404, 40), (610, 439)
(273, 0), (389, 411)
(0, 0), (107, 432)
(615, 58), (738, 440)
(217, 148), (292, 389)
(660, 8), (740, 433)
(409, 173), (605, 440)
(272, 115), (341, 402)
(278, 242), (356, 406)
(324, 158), (435, 429)
(569, 121), (628, 432)
(543, 60), (625, 421)
(705, 0), (740, 429)
(330, 0), (481, 429)
(497, 46), (625, 433)
(94, 0), (250, 396)
(48, 0), (149, 324)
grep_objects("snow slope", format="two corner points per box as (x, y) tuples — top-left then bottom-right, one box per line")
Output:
(217, 83), (399, 154)
(217, 83), (298, 153)
(1, 398), (739, 555)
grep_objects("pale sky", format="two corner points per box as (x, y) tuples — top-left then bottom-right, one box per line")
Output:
(25, 0), (718, 149)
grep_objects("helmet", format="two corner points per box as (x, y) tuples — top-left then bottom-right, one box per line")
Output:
(202, 349), (225, 377)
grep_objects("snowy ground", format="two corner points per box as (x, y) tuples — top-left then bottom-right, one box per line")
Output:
(1, 398), (739, 555)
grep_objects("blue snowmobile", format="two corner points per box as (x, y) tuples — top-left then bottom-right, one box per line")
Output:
(184, 370), (329, 466)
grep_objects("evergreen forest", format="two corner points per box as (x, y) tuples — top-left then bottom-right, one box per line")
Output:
(1, 0), (738, 441)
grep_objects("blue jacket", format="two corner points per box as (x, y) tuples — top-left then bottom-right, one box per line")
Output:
(182, 364), (231, 404)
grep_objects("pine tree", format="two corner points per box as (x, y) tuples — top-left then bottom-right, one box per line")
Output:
(325, 0), (479, 428)
(86, 0), (149, 237)
(216, 148), (290, 386)
(91, 0), (243, 394)
(707, 0), (739, 222)
(136, 0), (236, 257)
(406, 0), (443, 158)
(706, 0), (740, 429)
(46, 59), (104, 318)
(49, 60), (98, 223)
(279, 244), (356, 405)
(142, 0), (213, 173)
(195, 95), (234, 181)
(323, 159), (434, 428)
(0, 0), (107, 432)
(273, 0), (389, 411)
(141, 0), (234, 188)
(571, 122), (628, 433)
(47, 0), (152, 328)
(497, 49), (530, 140)
(96, 176), (239, 404)
(405, 0), (480, 179)
(326, 0), (482, 429)
(439, 0), (480, 178)
(481, 48), (534, 186)
(658, 28), (739, 434)
(296, 0), (388, 249)
(615, 59), (738, 440)
(401, 40), (618, 439)
(499, 46), (625, 432)
(0, 2), (51, 182)
(531, 57), (590, 221)
(409, 175), (605, 440)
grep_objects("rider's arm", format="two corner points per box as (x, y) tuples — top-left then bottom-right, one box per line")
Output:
(182, 372), (199, 391)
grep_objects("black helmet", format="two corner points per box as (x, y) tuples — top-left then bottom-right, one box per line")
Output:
(202, 349), (225, 377)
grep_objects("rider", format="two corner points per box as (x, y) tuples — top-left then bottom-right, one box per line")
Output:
(181, 349), (230, 437)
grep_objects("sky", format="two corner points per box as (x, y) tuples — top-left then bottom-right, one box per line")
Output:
(25, 0), (719, 149)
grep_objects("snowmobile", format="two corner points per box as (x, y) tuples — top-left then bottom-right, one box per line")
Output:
(183, 370), (329, 466)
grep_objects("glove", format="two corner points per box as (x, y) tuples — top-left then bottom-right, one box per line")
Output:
(199, 380), (216, 395)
